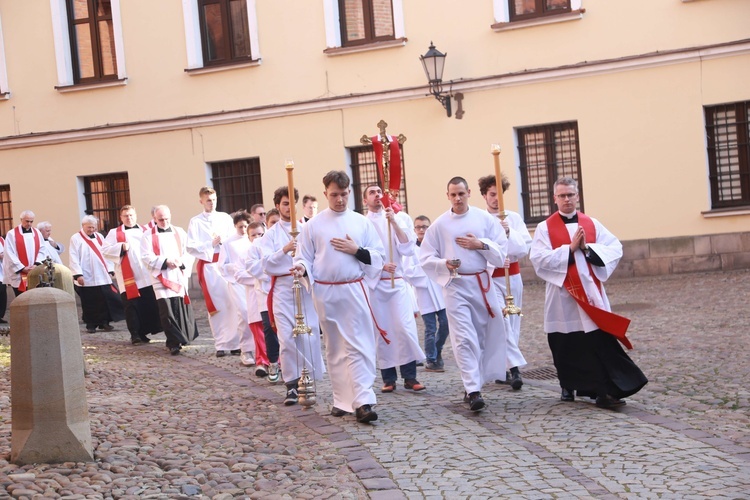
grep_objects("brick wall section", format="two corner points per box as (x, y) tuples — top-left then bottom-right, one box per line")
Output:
(518, 231), (750, 283)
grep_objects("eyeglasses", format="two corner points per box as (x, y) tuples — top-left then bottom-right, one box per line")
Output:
(257, 212), (266, 216)
(415, 225), (429, 230)
(555, 193), (577, 199)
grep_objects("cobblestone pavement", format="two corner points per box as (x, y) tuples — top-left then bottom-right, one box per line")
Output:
(1, 269), (749, 498)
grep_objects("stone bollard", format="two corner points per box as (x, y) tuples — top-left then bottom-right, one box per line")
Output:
(10, 287), (93, 464)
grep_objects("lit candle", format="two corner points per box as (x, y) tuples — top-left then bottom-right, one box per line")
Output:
(490, 144), (505, 212)
(285, 159), (297, 234)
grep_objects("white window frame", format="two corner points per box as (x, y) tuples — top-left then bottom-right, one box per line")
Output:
(493, 0), (583, 28)
(49, 0), (127, 88)
(182, 0), (261, 71)
(0, 11), (9, 98)
(324, 0), (405, 49)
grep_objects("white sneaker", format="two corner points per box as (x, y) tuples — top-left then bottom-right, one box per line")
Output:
(255, 364), (268, 377)
(267, 362), (280, 384)
(240, 352), (255, 366)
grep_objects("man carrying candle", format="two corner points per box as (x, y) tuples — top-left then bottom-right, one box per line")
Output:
(292, 170), (385, 423)
(187, 187), (241, 357)
(419, 176), (508, 412)
(257, 185), (325, 406)
(530, 176), (647, 409)
(478, 175), (532, 390)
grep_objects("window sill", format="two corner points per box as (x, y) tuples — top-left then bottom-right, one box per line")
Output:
(0, 92), (9, 100)
(491, 9), (585, 32)
(701, 207), (750, 218)
(185, 59), (262, 76)
(324, 38), (408, 57)
(55, 78), (128, 93)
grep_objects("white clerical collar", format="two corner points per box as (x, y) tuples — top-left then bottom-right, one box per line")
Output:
(202, 211), (214, 219)
(559, 210), (577, 219)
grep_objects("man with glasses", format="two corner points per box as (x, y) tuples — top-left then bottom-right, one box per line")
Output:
(403, 215), (450, 372)
(530, 176), (647, 409)
(3, 211), (50, 296)
(250, 204), (266, 225)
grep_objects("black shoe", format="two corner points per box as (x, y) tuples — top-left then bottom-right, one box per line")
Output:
(169, 346), (181, 356)
(463, 392), (470, 403)
(330, 407), (351, 417)
(230, 349), (241, 356)
(595, 395), (626, 409)
(0, 319), (7, 324)
(495, 371), (511, 384)
(284, 388), (298, 406)
(85, 327), (97, 333)
(468, 392), (485, 412)
(561, 388), (575, 402)
(355, 404), (378, 423)
(216, 350), (227, 358)
(99, 324), (114, 331)
(510, 372), (523, 391)
(131, 338), (144, 345)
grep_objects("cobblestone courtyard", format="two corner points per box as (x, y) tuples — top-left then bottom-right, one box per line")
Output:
(1, 269), (749, 498)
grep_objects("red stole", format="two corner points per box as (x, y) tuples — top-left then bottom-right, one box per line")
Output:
(546, 212), (632, 349)
(116, 225), (141, 300)
(196, 254), (220, 316)
(79, 231), (119, 294)
(14, 227), (41, 291)
(150, 227), (190, 303)
(371, 134), (403, 212)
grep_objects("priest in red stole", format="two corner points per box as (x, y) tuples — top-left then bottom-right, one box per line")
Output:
(3, 210), (53, 296)
(530, 176), (647, 409)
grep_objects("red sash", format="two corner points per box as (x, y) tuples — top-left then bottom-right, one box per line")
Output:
(458, 270), (496, 318)
(546, 212), (632, 349)
(151, 227), (190, 304)
(15, 227), (42, 292)
(79, 231), (119, 294)
(116, 225), (141, 300)
(196, 253), (220, 315)
(491, 261), (520, 278)
(266, 273), (293, 329)
(314, 277), (390, 344)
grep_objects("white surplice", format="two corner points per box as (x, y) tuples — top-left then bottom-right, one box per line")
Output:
(258, 219), (325, 382)
(140, 226), (194, 300)
(419, 206), (509, 393)
(102, 225), (152, 290)
(530, 212), (622, 334)
(68, 232), (115, 286)
(187, 210), (239, 351)
(294, 208), (385, 413)
(489, 209), (531, 370)
(218, 233), (255, 353)
(3, 227), (50, 289)
(365, 210), (425, 370)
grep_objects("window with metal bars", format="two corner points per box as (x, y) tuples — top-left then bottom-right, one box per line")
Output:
(339, 0), (395, 47)
(349, 145), (407, 214)
(66, 0), (118, 83)
(83, 172), (130, 234)
(210, 157), (263, 214)
(510, 0), (571, 22)
(198, 0), (252, 66)
(705, 101), (750, 209)
(0, 185), (12, 237)
(517, 121), (583, 224)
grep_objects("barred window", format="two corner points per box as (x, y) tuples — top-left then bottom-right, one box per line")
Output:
(0, 185), (12, 236)
(705, 101), (750, 209)
(210, 157), (263, 213)
(349, 144), (407, 215)
(83, 172), (130, 234)
(517, 121), (583, 223)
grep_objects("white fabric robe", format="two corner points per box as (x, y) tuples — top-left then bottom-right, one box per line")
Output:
(3, 227), (50, 288)
(234, 242), (262, 324)
(294, 208), (385, 412)
(102, 225), (152, 290)
(43, 240), (63, 264)
(218, 233), (256, 353)
(187, 211), (239, 351)
(489, 210), (531, 370)
(365, 210), (425, 370)
(258, 220), (325, 382)
(530, 212), (622, 334)
(419, 206), (509, 393)
(68, 232), (115, 287)
(140, 226), (194, 300)
(245, 240), (271, 314)
(0, 237), (5, 282)
(402, 245), (446, 315)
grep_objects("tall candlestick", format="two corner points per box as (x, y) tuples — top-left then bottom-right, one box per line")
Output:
(490, 144), (505, 212)
(285, 159), (297, 234)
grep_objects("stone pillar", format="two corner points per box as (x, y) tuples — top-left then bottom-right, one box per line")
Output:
(10, 287), (93, 464)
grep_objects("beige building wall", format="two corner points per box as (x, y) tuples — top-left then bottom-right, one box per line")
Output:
(0, 0), (749, 273)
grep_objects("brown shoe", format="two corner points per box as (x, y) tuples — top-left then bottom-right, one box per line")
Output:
(381, 382), (396, 393)
(404, 379), (426, 391)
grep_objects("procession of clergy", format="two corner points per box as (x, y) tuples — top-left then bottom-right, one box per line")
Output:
(0, 171), (646, 424)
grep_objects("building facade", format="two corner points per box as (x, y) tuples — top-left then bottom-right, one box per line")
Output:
(0, 0), (748, 276)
